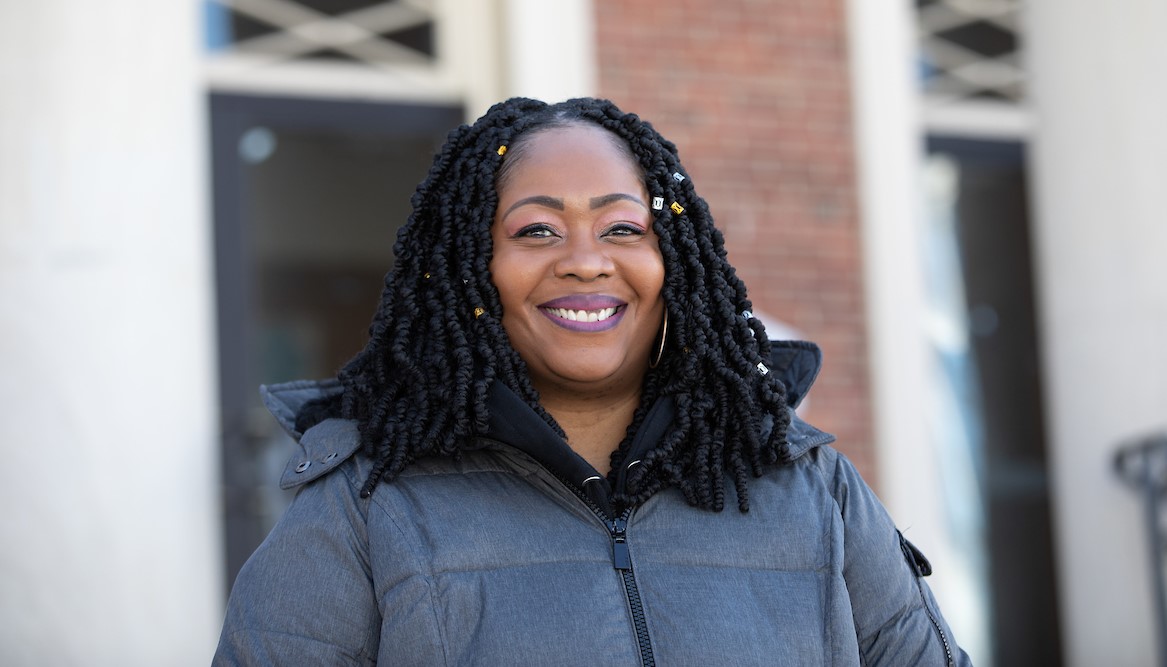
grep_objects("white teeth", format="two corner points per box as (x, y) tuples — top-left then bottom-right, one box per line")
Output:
(547, 307), (618, 322)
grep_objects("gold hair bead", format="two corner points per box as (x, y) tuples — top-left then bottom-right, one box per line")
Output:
(670, 202), (685, 215)
(497, 145), (507, 156)
(423, 272), (431, 279)
(474, 307), (485, 318)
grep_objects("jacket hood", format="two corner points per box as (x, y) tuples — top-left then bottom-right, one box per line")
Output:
(767, 339), (822, 410)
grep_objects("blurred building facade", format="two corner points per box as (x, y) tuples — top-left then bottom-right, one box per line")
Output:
(2, 0), (1164, 665)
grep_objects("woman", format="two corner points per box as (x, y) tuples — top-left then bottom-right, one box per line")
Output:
(215, 97), (970, 665)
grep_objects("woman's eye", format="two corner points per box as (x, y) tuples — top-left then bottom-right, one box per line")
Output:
(515, 224), (557, 239)
(604, 223), (646, 238)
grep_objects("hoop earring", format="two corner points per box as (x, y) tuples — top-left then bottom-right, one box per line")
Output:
(649, 309), (668, 369)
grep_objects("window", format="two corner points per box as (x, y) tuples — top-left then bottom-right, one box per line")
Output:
(205, 0), (436, 65)
(918, 0), (1025, 104)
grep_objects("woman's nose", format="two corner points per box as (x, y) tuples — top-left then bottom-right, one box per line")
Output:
(554, 236), (615, 281)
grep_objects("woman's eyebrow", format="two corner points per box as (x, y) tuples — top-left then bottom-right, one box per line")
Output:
(589, 193), (646, 210)
(500, 195), (565, 219)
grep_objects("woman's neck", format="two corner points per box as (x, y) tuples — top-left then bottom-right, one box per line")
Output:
(536, 384), (642, 476)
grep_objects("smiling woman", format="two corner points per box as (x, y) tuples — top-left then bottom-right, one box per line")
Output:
(214, 98), (972, 666)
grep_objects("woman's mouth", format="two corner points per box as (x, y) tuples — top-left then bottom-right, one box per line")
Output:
(538, 296), (626, 332)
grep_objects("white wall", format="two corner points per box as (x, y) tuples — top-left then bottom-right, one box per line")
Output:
(0, 1), (222, 665)
(1026, 0), (1167, 664)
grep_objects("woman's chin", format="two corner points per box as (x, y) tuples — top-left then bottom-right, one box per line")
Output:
(534, 360), (645, 396)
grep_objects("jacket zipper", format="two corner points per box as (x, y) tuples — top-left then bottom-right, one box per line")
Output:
(915, 577), (955, 666)
(609, 509), (654, 667)
(548, 471), (656, 667)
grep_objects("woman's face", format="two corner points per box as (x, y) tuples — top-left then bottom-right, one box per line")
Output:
(490, 124), (666, 398)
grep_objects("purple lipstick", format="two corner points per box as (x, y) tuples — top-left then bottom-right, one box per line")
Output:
(539, 295), (626, 332)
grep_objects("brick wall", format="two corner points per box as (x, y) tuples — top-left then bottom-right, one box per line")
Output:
(594, 0), (876, 481)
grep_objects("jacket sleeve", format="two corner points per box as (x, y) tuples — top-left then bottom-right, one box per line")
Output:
(819, 447), (973, 666)
(213, 461), (379, 666)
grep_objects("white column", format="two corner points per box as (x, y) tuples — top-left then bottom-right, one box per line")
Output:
(500, 0), (596, 103)
(846, 0), (988, 659)
(845, 0), (936, 553)
(1026, 1), (1167, 664)
(436, 0), (505, 120)
(0, 2), (222, 665)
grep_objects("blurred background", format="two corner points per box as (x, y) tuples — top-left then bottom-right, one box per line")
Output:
(1, 0), (1164, 664)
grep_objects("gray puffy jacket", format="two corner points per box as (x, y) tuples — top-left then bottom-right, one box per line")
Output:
(214, 342), (971, 666)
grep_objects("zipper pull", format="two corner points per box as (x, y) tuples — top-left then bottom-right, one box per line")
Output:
(611, 515), (631, 570)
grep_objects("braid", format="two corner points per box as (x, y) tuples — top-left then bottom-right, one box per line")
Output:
(338, 97), (791, 510)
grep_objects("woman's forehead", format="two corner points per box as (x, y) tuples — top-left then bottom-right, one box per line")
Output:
(495, 126), (645, 200)
(499, 125), (640, 187)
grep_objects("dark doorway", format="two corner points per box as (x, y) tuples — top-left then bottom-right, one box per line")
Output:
(927, 136), (1062, 665)
(210, 93), (462, 589)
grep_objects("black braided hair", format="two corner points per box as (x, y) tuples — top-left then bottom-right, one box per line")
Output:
(335, 97), (792, 511)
